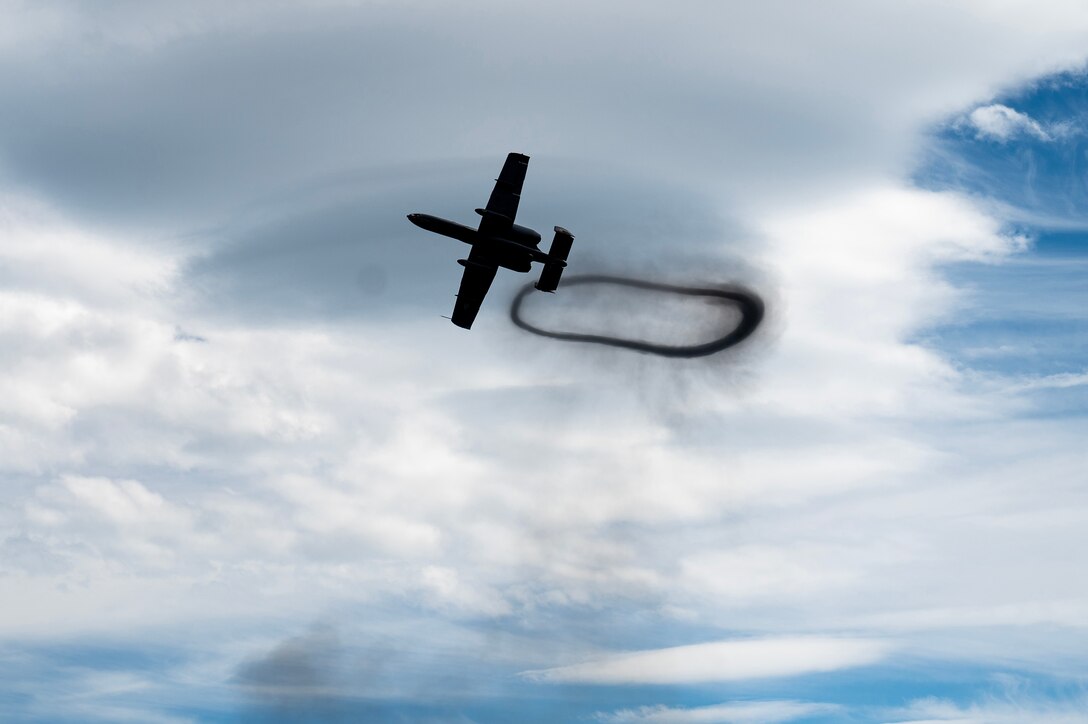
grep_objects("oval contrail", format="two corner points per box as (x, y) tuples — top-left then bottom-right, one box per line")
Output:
(509, 274), (765, 358)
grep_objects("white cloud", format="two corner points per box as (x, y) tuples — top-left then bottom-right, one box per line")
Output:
(679, 543), (876, 603)
(0, 195), (176, 304)
(889, 693), (1088, 724)
(24, 474), (204, 570)
(961, 104), (1059, 142)
(1004, 369), (1088, 392)
(60, 475), (192, 529)
(521, 636), (890, 684)
(595, 700), (839, 724)
(419, 565), (512, 617)
(750, 186), (1025, 420)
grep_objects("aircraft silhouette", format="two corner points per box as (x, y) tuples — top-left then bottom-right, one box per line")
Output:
(407, 153), (575, 329)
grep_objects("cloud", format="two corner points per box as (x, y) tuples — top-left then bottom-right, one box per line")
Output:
(234, 625), (346, 699)
(2, 1), (1088, 230)
(889, 692), (1088, 724)
(521, 636), (890, 684)
(595, 700), (839, 724)
(179, 161), (732, 326)
(2, 2), (1088, 721)
(1003, 369), (1088, 392)
(0, 194), (176, 304)
(960, 104), (1060, 142)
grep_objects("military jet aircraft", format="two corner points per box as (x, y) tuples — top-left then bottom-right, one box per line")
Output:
(407, 152), (574, 329)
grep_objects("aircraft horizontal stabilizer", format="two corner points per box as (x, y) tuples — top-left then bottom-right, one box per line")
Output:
(535, 226), (575, 293)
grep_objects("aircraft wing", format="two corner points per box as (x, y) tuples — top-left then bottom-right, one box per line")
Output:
(477, 152), (529, 237)
(451, 250), (499, 329)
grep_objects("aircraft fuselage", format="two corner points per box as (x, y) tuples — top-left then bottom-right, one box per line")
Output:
(407, 213), (546, 273)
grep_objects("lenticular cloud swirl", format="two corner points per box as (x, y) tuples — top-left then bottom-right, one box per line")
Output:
(509, 274), (764, 358)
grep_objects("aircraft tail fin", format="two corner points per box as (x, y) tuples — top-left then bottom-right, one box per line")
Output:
(535, 226), (575, 293)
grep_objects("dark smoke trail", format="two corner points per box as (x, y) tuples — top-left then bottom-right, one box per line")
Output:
(509, 274), (765, 358)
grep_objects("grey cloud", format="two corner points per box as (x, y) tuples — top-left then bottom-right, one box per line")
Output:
(4, 1), (1080, 235)
(230, 620), (554, 722)
(235, 625), (356, 722)
(180, 159), (739, 325)
(0, 13), (456, 228)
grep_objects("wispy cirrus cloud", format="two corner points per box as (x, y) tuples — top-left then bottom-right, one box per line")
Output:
(521, 636), (891, 684)
(890, 692), (1088, 724)
(595, 699), (840, 724)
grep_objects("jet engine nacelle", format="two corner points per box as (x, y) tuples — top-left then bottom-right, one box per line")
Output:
(535, 226), (575, 293)
(508, 224), (542, 248)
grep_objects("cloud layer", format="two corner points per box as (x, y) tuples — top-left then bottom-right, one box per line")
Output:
(2, 1), (1088, 721)
(523, 636), (889, 684)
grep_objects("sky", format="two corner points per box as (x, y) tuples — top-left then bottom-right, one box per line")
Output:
(1, 1), (1087, 722)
